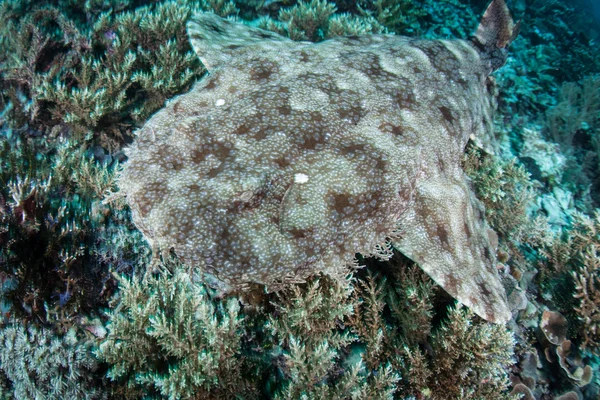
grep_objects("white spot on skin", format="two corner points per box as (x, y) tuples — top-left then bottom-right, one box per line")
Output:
(215, 99), (226, 106)
(294, 173), (309, 183)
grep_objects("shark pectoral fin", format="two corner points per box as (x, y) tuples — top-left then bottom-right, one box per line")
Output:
(391, 175), (511, 323)
(187, 13), (290, 71)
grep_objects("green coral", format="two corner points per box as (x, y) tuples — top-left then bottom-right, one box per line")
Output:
(96, 259), (257, 400)
(356, 0), (424, 34)
(257, 0), (385, 42)
(566, 211), (600, 353)
(266, 274), (399, 399)
(347, 261), (516, 400)
(463, 146), (540, 244)
(427, 306), (516, 400)
(0, 0), (239, 149)
(0, 136), (120, 322)
(0, 321), (102, 399)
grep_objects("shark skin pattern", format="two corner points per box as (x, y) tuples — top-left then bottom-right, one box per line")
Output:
(118, 0), (518, 323)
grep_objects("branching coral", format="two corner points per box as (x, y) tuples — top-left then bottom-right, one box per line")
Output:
(463, 146), (538, 242)
(347, 260), (516, 400)
(427, 306), (516, 400)
(266, 274), (399, 399)
(0, 137), (119, 323)
(356, 0), (424, 34)
(0, 0), (239, 149)
(547, 75), (600, 148)
(569, 212), (600, 353)
(0, 320), (102, 399)
(257, 0), (385, 41)
(96, 259), (257, 400)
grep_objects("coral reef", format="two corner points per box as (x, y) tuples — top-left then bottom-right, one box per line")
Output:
(0, 136), (118, 323)
(0, 320), (102, 399)
(0, 0), (600, 398)
(96, 258), (257, 399)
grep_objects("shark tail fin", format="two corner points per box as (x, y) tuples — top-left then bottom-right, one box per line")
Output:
(473, 0), (520, 71)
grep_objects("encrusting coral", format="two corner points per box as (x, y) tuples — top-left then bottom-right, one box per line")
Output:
(117, 0), (519, 323)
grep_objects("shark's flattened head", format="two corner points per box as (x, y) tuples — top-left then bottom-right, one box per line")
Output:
(117, 0), (517, 324)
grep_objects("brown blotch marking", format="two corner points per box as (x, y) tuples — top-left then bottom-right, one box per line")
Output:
(416, 41), (461, 74)
(173, 100), (182, 114)
(468, 295), (481, 310)
(412, 41), (442, 66)
(392, 89), (416, 110)
(276, 100), (292, 116)
(213, 143), (232, 161)
(206, 20), (225, 34)
(309, 111), (323, 122)
(232, 189), (265, 212)
(228, 86), (237, 93)
(444, 274), (461, 294)
(296, 72), (338, 93)
(332, 89), (364, 124)
(298, 50), (311, 62)
(483, 245), (492, 261)
(398, 187), (412, 204)
(170, 159), (184, 172)
(137, 183), (167, 217)
(252, 126), (269, 141)
(482, 116), (490, 129)
(364, 54), (397, 80)
(477, 281), (493, 298)
(379, 122), (404, 136)
(366, 191), (383, 210)
(207, 164), (225, 178)
(274, 157), (291, 168)
(437, 224), (450, 247)
(340, 143), (367, 156)
(337, 103), (363, 124)
(301, 135), (321, 150)
(464, 222), (472, 238)
(234, 123), (251, 135)
(375, 158), (388, 171)
(439, 106), (455, 123)
(304, 246), (316, 258)
(227, 44), (242, 50)
(254, 31), (277, 40)
(345, 35), (361, 41)
(332, 193), (353, 215)
(191, 148), (208, 163)
(249, 60), (278, 82)
(437, 156), (446, 172)
(187, 184), (200, 191)
(288, 228), (309, 239)
(204, 79), (217, 90)
(341, 52), (396, 81)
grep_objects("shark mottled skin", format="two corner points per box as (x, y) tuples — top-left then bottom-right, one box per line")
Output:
(118, 0), (518, 322)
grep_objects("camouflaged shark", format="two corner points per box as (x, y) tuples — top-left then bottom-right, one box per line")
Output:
(118, 0), (519, 323)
